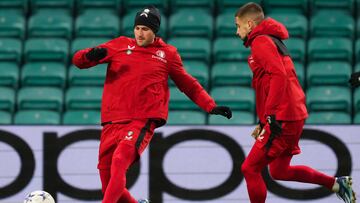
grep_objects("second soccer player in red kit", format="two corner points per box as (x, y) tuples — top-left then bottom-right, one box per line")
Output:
(72, 5), (232, 203)
(235, 2), (356, 203)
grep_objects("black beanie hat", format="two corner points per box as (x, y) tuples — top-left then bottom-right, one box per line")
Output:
(134, 5), (161, 33)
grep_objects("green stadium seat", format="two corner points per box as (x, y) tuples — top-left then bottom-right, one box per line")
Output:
(0, 38), (22, 64)
(76, 0), (121, 13)
(168, 37), (211, 64)
(216, 12), (236, 37)
(283, 37), (305, 63)
(0, 87), (15, 112)
(213, 37), (249, 62)
(308, 37), (352, 63)
(30, 0), (74, 13)
(123, 0), (167, 14)
(0, 10), (25, 39)
(208, 111), (255, 125)
(0, 111), (11, 124)
(211, 62), (252, 87)
(354, 88), (360, 113)
(63, 110), (101, 125)
(14, 110), (61, 125)
(306, 112), (351, 124)
(356, 39), (360, 63)
(355, 63), (360, 72)
(263, 0), (308, 14)
(354, 113), (360, 124)
(310, 0), (354, 14)
(21, 62), (66, 87)
(169, 9), (213, 38)
(307, 62), (351, 87)
(211, 86), (255, 112)
(28, 9), (72, 39)
(0, 0), (27, 14)
(75, 9), (120, 38)
(217, 0), (262, 14)
(169, 87), (198, 110)
(169, 0), (213, 13)
(17, 87), (63, 111)
(182, 61), (209, 88)
(71, 37), (110, 55)
(24, 38), (69, 63)
(68, 64), (107, 86)
(310, 11), (354, 38)
(270, 13), (307, 39)
(66, 87), (103, 110)
(306, 86), (351, 113)
(122, 10), (167, 39)
(0, 62), (19, 88)
(293, 62), (304, 87)
(167, 110), (206, 125)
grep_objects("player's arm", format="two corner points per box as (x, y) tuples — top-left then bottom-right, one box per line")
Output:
(349, 71), (360, 88)
(169, 51), (232, 119)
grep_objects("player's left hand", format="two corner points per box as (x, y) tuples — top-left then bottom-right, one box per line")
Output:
(210, 106), (232, 119)
(266, 115), (282, 136)
(251, 124), (262, 139)
(349, 71), (360, 88)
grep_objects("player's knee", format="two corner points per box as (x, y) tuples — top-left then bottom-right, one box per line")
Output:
(241, 161), (252, 176)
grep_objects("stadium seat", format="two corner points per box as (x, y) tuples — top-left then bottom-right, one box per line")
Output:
(71, 37), (110, 55)
(354, 113), (360, 124)
(62, 110), (101, 125)
(65, 87), (103, 110)
(293, 62), (304, 87)
(0, 111), (11, 124)
(0, 0), (27, 14)
(0, 10), (25, 39)
(310, 0), (354, 14)
(168, 37), (211, 64)
(217, 0), (262, 14)
(306, 112), (351, 124)
(283, 37), (305, 63)
(167, 110), (206, 125)
(355, 63), (360, 73)
(356, 39), (360, 63)
(30, 0), (74, 13)
(0, 87), (15, 112)
(169, 9), (213, 38)
(354, 88), (360, 113)
(0, 62), (19, 88)
(68, 64), (107, 86)
(76, 0), (121, 13)
(17, 87), (63, 112)
(24, 38), (69, 63)
(211, 86), (255, 112)
(123, 0), (167, 14)
(178, 61), (209, 88)
(122, 10), (167, 39)
(28, 9), (72, 39)
(308, 37), (352, 63)
(263, 0), (308, 14)
(21, 62), (66, 87)
(0, 38), (22, 64)
(216, 12), (236, 37)
(306, 86), (351, 113)
(169, 0), (213, 13)
(270, 13), (307, 39)
(211, 62), (252, 87)
(208, 111), (255, 125)
(14, 110), (61, 125)
(213, 37), (250, 62)
(307, 62), (351, 87)
(75, 9), (120, 38)
(310, 11), (354, 39)
(169, 87), (198, 110)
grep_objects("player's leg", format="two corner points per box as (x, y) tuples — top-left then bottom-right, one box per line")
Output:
(241, 145), (273, 203)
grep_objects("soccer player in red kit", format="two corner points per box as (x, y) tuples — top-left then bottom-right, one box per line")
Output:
(235, 2), (356, 203)
(72, 5), (232, 203)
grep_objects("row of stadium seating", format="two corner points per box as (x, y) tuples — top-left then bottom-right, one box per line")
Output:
(1, 0), (360, 16)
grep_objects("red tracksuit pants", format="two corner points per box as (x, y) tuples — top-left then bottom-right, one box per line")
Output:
(97, 119), (156, 203)
(241, 120), (335, 203)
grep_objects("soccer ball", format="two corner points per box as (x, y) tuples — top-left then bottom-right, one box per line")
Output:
(24, 190), (55, 203)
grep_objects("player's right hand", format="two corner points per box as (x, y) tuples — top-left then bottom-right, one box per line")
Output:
(349, 71), (360, 88)
(85, 47), (107, 61)
(251, 124), (262, 139)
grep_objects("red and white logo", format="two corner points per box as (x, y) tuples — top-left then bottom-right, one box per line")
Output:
(156, 50), (165, 58)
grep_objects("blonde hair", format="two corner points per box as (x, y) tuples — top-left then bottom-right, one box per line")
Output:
(235, 2), (264, 25)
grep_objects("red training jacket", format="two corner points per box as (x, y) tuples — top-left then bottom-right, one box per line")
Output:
(244, 18), (308, 124)
(72, 37), (216, 126)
